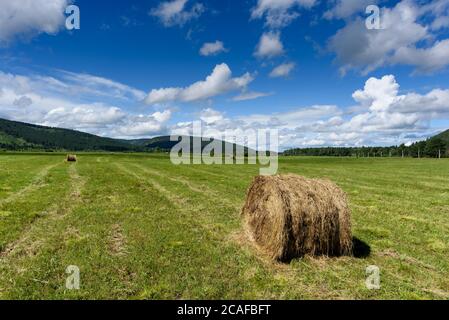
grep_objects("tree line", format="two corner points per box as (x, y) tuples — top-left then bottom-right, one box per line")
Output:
(283, 137), (448, 158)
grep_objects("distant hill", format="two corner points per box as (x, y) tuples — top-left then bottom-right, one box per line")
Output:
(0, 118), (140, 152)
(127, 136), (253, 154)
(0, 118), (252, 153)
(433, 129), (449, 145)
(125, 136), (180, 149)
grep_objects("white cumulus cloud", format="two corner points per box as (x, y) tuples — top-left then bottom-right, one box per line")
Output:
(200, 108), (224, 124)
(199, 41), (228, 56)
(352, 75), (399, 112)
(328, 0), (449, 74)
(270, 62), (296, 78)
(116, 111), (172, 137)
(324, 0), (378, 20)
(254, 32), (284, 59)
(0, 70), (171, 138)
(172, 74), (449, 148)
(251, 0), (317, 28)
(0, 0), (70, 44)
(145, 63), (254, 104)
(150, 0), (204, 27)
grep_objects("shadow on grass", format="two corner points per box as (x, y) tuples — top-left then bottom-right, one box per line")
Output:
(352, 237), (371, 258)
(279, 237), (371, 263)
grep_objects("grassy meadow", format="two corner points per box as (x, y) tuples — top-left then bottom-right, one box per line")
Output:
(0, 153), (448, 300)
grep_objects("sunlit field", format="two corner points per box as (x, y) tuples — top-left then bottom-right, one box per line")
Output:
(0, 153), (448, 299)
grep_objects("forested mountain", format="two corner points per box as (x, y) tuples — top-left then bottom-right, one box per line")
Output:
(0, 118), (250, 153)
(0, 118), (140, 152)
(127, 136), (254, 154)
(433, 129), (449, 145)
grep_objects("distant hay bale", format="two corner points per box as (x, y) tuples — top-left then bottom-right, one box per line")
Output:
(67, 154), (77, 162)
(241, 174), (352, 261)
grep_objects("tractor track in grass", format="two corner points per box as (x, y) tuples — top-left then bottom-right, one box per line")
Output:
(128, 163), (240, 210)
(114, 163), (185, 205)
(0, 162), (61, 207)
(129, 164), (203, 193)
(173, 164), (258, 183)
(114, 162), (241, 236)
(108, 224), (128, 257)
(0, 164), (86, 261)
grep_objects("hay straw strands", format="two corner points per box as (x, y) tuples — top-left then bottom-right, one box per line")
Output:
(241, 174), (352, 261)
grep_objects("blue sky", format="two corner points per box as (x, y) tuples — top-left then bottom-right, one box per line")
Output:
(0, 0), (448, 149)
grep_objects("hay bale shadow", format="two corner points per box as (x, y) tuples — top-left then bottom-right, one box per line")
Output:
(281, 237), (371, 263)
(352, 237), (371, 258)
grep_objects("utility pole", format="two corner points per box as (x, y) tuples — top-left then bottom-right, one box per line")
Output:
(439, 149), (441, 159)
(402, 150), (404, 158)
(418, 148), (420, 159)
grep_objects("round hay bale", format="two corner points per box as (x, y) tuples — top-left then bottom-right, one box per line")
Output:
(67, 155), (77, 162)
(241, 174), (352, 261)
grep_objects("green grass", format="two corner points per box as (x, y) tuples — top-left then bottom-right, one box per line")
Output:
(0, 153), (448, 299)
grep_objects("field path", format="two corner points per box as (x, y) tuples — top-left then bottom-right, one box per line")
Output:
(128, 163), (241, 210)
(0, 163), (85, 267)
(0, 162), (61, 207)
(114, 162), (185, 205)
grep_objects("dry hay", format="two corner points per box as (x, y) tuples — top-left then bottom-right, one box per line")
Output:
(108, 224), (127, 257)
(241, 174), (352, 261)
(66, 154), (77, 162)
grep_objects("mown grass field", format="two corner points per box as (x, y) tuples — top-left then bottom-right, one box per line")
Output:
(0, 153), (448, 300)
